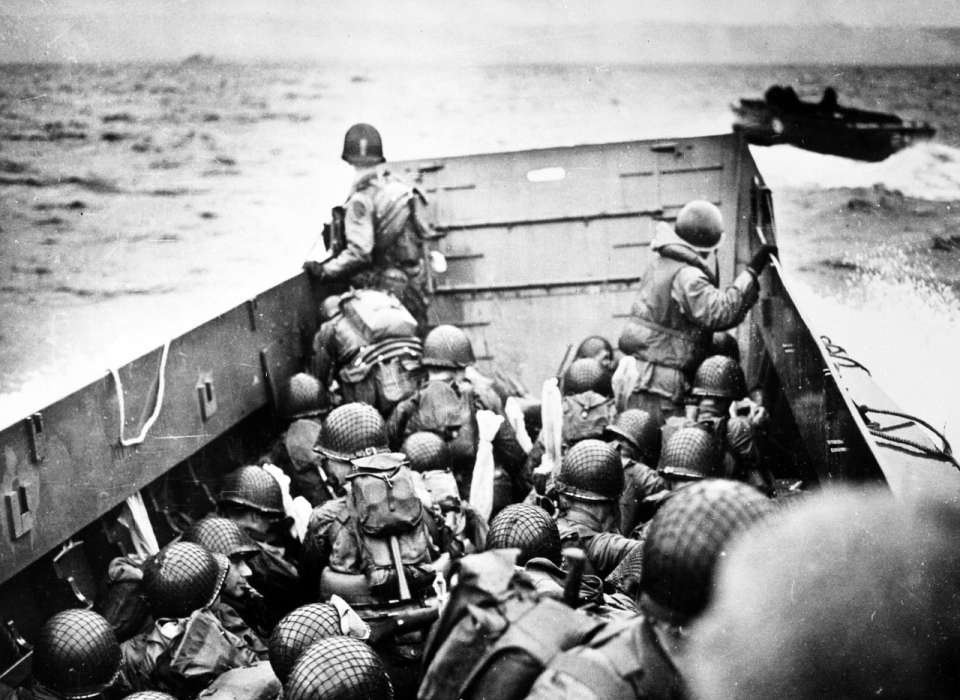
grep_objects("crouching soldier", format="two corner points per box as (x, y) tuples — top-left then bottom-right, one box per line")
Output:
(553, 440), (640, 578)
(117, 542), (262, 697)
(526, 480), (774, 700)
(303, 402), (443, 698)
(603, 409), (667, 536)
(12, 609), (121, 700)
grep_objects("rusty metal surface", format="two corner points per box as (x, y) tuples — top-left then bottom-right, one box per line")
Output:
(0, 274), (318, 586)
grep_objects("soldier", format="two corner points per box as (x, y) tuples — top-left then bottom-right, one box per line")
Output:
(603, 409), (667, 536)
(615, 200), (776, 422)
(689, 355), (775, 495)
(181, 516), (269, 643)
(303, 123), (437, 328)
(217, 466), (304, 628)
(284, 637), (393, 700)
(118, 542), (261, 696)
(690, 488), (960, 700)
(657, 425), (722, 489)
(16, 609), (120, 700)
(527, 479), (774, 699)
(311, 289), (423, 418)
(387, 325), (528, 511)
(553, 440), (639, 578)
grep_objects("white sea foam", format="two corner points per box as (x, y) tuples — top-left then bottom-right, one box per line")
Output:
(752, 141), (960, 202)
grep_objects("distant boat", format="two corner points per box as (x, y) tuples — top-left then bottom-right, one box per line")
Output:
(732, 85), (935, 162)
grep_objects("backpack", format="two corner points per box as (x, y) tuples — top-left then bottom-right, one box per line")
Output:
(419, 550), (605, 700)
(340, 289), (418, 342)
(562, 391), (618, 445)
(407, 380), (478, 467)
(345, 453), (437, 597)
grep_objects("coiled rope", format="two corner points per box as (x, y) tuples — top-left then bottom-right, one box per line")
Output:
(820, 335), (872, 375)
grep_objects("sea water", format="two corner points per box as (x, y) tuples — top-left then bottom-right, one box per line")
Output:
(2, 61), (959, 444)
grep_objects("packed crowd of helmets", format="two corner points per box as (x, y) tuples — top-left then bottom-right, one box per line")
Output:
(17, 194), (959, 698)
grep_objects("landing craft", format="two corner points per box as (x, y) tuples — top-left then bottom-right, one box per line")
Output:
(0, 132), (958, 684)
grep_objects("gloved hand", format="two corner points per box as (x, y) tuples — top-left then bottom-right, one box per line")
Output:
(302, 260), (327, 278)
(747, 245), (779, 276)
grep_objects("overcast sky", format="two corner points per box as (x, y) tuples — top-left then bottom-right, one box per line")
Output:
(3, 0), (960, 63)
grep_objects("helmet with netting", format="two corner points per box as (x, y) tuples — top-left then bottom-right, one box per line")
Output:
(123, 693), (177, 700)
(604, 541), (647, 599)
(269, 603), (344, 684)
(675, 200), (724, 251)
(692, 355), (747, 399)
(33, 609), (121, 699)
(317, 402), (389, 460)
(421, 325), (475, 369)
(575, 335), (613, 361)
(658, 427), (720, 481)
(486, 504), (562, 565)
(709, 332), (741, 363)
(181, 516), (259, 560)
(341, 123), (385, 166)
(284, 637), (393, 700)
(142, 542), (226, 619)
(604, 409), (661, 464)
(401, 431), (449, 473)
(556, 439), (624, 502)
(563, 358), (607, 395)
(218, 465), (284, 516)
(281, 372), (324, 419)
(641, 479), (772, 622)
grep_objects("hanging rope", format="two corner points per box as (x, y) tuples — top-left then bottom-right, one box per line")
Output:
(820, 335), (872, 375)
(109, 341), (171, 447)
(859, 404), (959, 471)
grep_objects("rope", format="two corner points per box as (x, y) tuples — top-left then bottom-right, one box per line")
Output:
(820, 336), (872, 376)
(859, 404), (960, 471)
(109, 341), (171, 447)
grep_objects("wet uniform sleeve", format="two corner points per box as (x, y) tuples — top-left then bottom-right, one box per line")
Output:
(312, 321), (337, 385)
(492, 417), (531, 491)
(301, 500), (345, 591)
(386, 395), (418, 450)
(673, 266), (759, 331)
(321, 192), (375, 280)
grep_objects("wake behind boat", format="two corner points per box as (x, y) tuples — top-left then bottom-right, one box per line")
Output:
(733, 85), (936, 162)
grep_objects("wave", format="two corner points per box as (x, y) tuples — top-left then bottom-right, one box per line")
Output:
(752, 142), (960, 202)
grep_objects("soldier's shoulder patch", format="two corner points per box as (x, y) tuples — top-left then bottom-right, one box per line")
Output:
(350, 198), (368, 219)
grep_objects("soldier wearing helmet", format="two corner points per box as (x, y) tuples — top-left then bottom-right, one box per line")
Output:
(284, 636), (393, 700)
(690, 355), (775, 495)
(553, 440), (640, 578)
(303, 123), (441, 328)
(15, 609), (120, 700)
(657, 425), (722, 490)
(117, 542), (261, 696)
(526, 479), (773, 700)
(268, 603), (370, 685)
(217, 465), (305, 628)
(615, 200), (777, 424)
(387, 325), (527, 512)
(604, 409), (668, 535)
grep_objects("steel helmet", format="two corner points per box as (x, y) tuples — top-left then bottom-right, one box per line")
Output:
(675, 200), (724, 251)
(556, 439), (625, 502)
(575, 335), (613, 362)
(33, 609), (121, 699)
(641, 479), (772, 622)
(181, 516), (259, 560)
(690, 488), (960, 700)
(709, 332), (741, 363)
(603, 409), (661, 464)
(317, 402), (389, 461)
(401, 431), (449, 473)
(604, 541), (647, 599)
(142, 542), (227, 619)
(563, 358), (607, 395)
(123, 693), (177, 700)
(486, 503), (562, 565)
(692, 355), (747, 399)
(218, 465), (284, 517)
(341, 123), (385, 166)
(421, 325), (475, 369)
(269, 603), (345, 684)
(281, 372), (324, 419)
(320, 294), (343, 322)
(284, 637), (393, 700)
(658, 427), (720, 481)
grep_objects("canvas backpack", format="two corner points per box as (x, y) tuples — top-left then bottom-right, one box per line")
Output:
(406, 379), (479, 467)
(419, 550), (605, 700)
(339, 288), (419, 342)
(562, 391), (618, 446)
(345, 453), (437, 596)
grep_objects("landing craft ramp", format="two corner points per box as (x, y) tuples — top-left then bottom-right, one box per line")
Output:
(0, 133), (958, 652)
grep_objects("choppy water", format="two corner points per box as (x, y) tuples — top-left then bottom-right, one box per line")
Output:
(2, 60), (960, 442)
